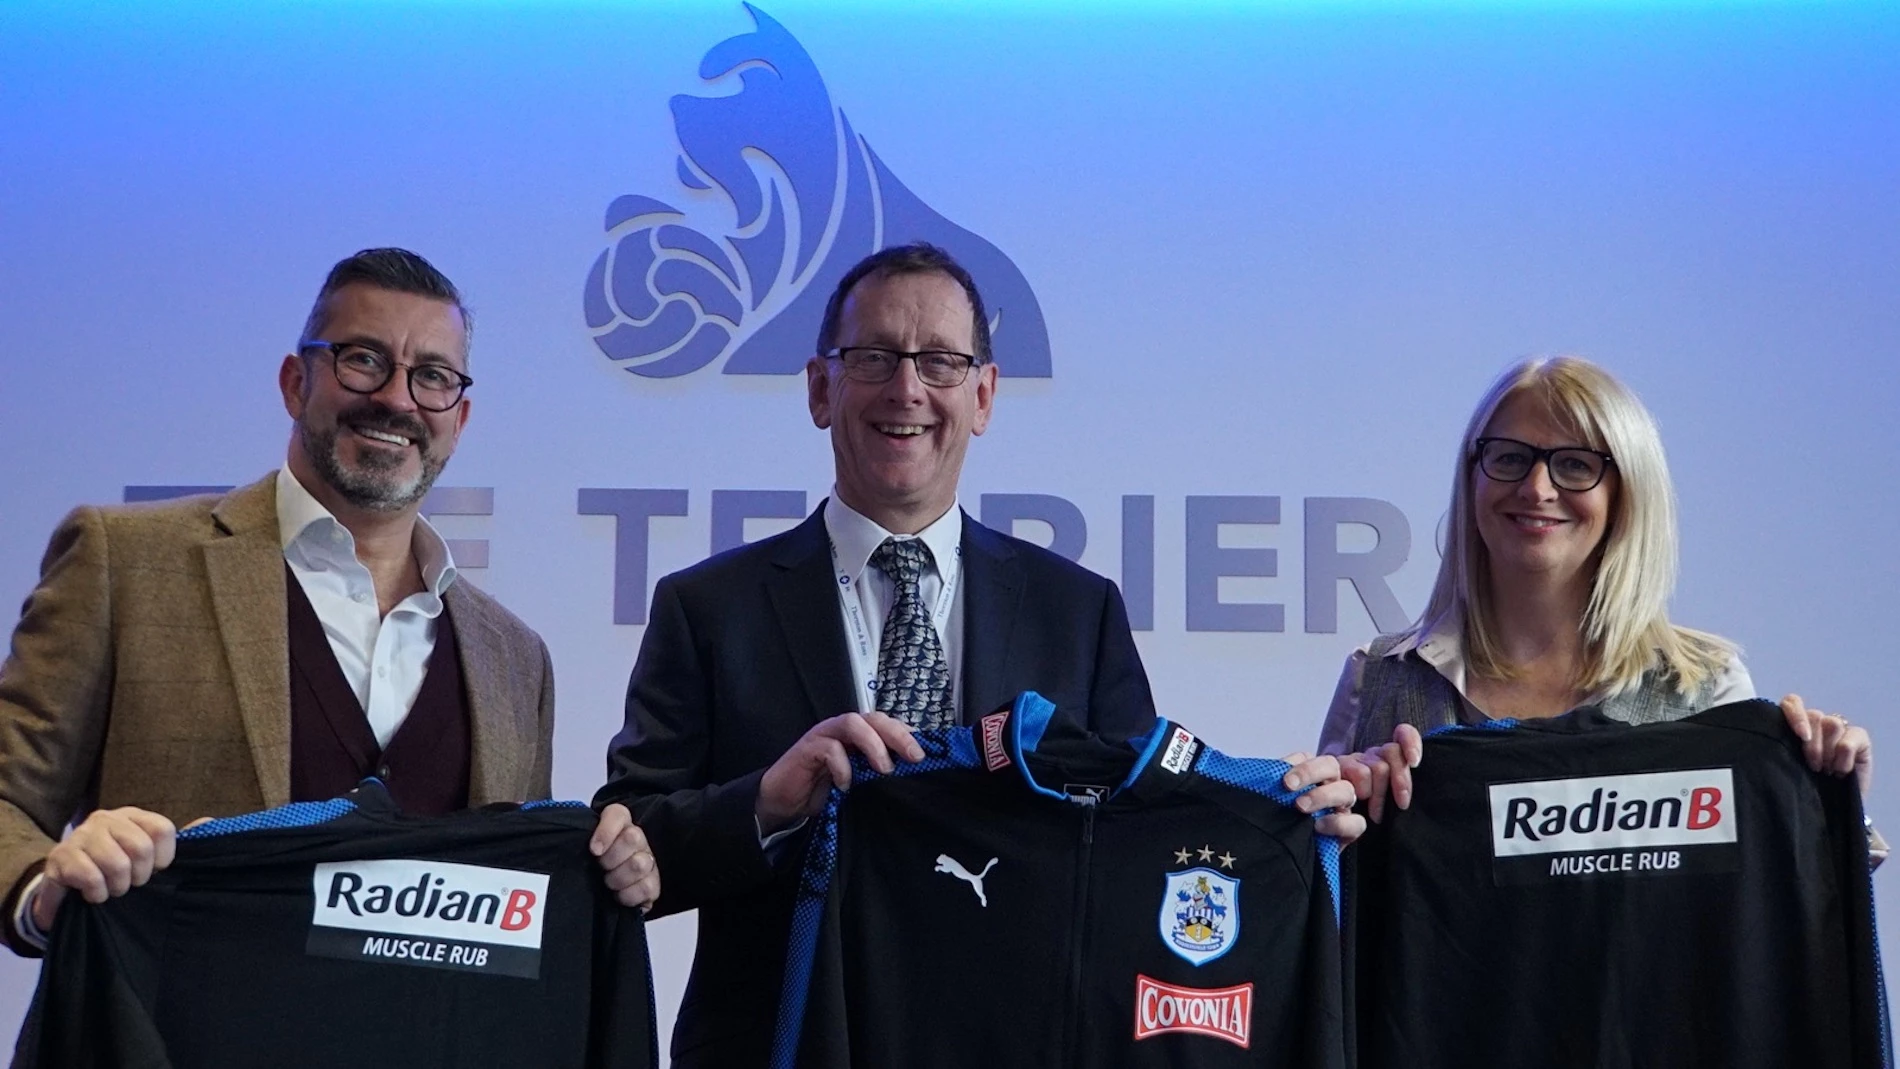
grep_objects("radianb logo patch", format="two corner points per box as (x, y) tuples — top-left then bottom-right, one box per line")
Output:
(582, 5), (1051, 379)
(307, 858), (551, 979)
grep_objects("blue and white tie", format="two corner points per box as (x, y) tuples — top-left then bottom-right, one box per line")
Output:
(869, 537), (952, 729)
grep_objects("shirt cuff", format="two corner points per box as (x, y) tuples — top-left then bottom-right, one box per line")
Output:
(1869, 820), (1889, 872)
(12, 873), (49, 952)
(757, 815), (807, 854)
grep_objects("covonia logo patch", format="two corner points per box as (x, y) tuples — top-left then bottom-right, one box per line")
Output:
(1486, 768), (1740, 885)
(307, 859), (552, 979)
(980, 710), (1012, 772)
(1134, 974), (1253, 1048)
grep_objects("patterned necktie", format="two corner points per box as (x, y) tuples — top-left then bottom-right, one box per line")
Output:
(868, 537), (953, 729)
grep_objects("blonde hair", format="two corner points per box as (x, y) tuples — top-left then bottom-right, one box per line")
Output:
(1407, 356), (1734, 696)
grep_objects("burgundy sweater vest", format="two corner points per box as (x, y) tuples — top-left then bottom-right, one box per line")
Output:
(284, 567), (471, 814)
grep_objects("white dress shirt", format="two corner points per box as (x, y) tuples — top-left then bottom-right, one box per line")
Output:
(755, 496), (968, 851)
(276, 466), (458, 749)
(823, 493), (966, 722)
(14, 470), (461, 949)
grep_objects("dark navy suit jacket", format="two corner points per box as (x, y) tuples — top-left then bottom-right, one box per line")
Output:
(596, 505), (1157, 1068)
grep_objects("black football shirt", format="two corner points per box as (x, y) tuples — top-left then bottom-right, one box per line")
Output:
(772, 691), (1347, 1069)
(1349, 700), (1891, 1069)
(14, 781), (656, 1069)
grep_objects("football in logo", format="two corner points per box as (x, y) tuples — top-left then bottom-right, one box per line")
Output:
(582, 5), (1051, 379)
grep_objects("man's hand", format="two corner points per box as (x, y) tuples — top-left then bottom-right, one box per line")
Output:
(590, 804), (661, 911)
(757, 712), (924, 836)
(1282, 753), (1368, 845)
(1781, 694), (1873, 798)
(32, 807), (177, 932)
(1337, 723), (1425, 824)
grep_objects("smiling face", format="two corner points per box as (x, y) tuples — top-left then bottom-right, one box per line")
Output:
(1472, 390), (1618, 590)
(280, 283), (470, 516)
(807, 269), (997, 534)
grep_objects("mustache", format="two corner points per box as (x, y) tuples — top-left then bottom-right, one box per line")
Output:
(338, 400), (430, 445)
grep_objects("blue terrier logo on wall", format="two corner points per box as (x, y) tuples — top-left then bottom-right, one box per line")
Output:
(582, 5), (1052, 379)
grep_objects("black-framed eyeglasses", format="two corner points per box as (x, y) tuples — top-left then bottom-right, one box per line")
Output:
(822, 347), (980, 388)
(1473, 437), (1615, 492)
(301, 341), (472, 412)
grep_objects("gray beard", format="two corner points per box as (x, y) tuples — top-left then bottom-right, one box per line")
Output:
(301, 420), (444, 512)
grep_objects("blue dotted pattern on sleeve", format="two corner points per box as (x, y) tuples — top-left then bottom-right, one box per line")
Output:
(518, 799), (590, 811)
(1425, 718), (1521, 738)
(770, 725), (976, 1069)
(1870, 858), (1895, 1068)
(1194, 748), (1343, 925)
(178, 798), (358, 840)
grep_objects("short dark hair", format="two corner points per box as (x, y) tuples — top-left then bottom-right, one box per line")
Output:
(815, 243), (991, 366)
(299, 247), (471, 351)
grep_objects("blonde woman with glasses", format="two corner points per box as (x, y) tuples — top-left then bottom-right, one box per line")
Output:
(1317, 356), (1876, 848)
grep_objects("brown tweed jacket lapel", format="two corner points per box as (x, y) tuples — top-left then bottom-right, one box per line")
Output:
(201, 476), (293, 806)
(446, 582), (545, 804)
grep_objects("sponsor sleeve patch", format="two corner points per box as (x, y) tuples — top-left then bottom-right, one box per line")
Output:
(1158, 727), (1199, 776)
(980, 710), (1012, 772)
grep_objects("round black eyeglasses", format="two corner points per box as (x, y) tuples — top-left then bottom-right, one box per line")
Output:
(302, 341), (472, 412)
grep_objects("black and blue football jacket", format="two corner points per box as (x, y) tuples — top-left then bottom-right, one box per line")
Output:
(771, 691), (1347, 1069)
(14, 781), (656, 1069)
(1349, 700), (1891, 1069)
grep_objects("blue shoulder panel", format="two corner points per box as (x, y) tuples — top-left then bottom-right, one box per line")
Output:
(1194, 748), (1343, 925)
(179, 798), (358, 840)
(1426, 718), (1520, 737)
(770, 721), (978, 1069)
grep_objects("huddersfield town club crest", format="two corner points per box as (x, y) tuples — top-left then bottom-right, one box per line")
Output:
(1160, 868), (1239, 966)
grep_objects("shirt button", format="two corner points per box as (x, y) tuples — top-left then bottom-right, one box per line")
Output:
(376, 666), (388, 678)
(377, 765), (392, 780)
(353, 591), (370, 604)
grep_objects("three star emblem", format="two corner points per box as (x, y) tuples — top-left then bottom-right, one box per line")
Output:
(1172, 846), (1238, 869)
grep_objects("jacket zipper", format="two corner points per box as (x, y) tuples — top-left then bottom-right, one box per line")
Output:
(1065, 802), (1096, 1066)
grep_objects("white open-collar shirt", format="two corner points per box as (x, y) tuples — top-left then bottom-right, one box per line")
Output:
(276, 466), (458, 749)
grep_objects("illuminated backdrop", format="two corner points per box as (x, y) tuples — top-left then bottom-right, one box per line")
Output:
(2, 0), (1896, 1044)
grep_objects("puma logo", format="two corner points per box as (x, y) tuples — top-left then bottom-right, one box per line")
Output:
(934, 854), (999, 907)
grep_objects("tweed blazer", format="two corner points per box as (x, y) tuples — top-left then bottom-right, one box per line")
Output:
(0, 473), (554, 940)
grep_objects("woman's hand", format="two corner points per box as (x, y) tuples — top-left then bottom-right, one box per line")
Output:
(1337, 723), (1425, 823)
(1283, 754), (1368, 845)
(1780, 694), (1873, 798)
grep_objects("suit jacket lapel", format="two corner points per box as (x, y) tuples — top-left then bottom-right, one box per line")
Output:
(447, 585), (525, 804)
(958, 513), (1022, 724)
(204, 474), (293, 807)
(766, 508), (858, 724)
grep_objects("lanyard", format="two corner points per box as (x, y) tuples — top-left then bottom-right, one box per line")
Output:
(831, 537), (961, 713)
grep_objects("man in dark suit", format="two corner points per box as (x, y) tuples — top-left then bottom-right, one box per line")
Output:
(596, 244), (1361, 1066)
(0, 249), (659, 958)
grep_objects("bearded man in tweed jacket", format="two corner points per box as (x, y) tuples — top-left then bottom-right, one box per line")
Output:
(0, 249), (658, 955)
